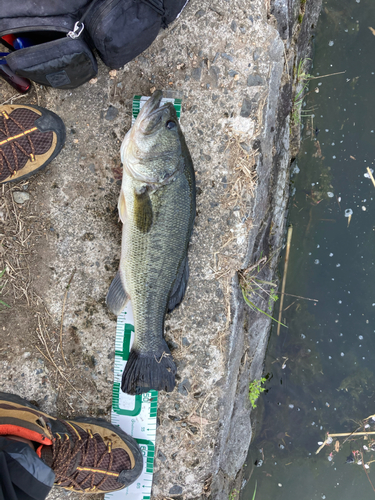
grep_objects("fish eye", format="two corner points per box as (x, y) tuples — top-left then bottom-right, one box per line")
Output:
(166, 120), (176, 130)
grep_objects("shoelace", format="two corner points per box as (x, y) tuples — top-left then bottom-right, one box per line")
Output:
(0, 110), (36, 177)
(51, 426), (115, 492)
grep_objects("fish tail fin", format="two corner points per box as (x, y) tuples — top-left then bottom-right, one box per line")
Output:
(121, 341), (176, 395)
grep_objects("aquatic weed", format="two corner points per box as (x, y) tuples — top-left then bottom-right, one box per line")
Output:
(249, 378), (267, 408)
(229, 488), (239, 500)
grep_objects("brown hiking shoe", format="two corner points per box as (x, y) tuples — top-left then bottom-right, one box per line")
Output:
(0, 392), (143, 494)
(0, 104), (66, 184)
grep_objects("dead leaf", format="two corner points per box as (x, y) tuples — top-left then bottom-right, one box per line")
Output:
(369, 27), (375, 36)
(313, 141), (322, 158)
(335, 440), (340, 452)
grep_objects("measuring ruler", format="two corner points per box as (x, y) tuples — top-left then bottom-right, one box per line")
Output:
(105, 95), (182, 500)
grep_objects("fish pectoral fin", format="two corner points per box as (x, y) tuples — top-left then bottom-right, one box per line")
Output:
(106, 270), (129, 315)
(134, 188), (153, 233)
(118, 191), (127, 224)
(168, 255), (189, 312)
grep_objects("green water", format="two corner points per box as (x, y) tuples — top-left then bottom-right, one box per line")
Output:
(242, 0), (375, 498)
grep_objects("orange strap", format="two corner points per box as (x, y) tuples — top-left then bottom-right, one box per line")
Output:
(0, 424), (52, 446)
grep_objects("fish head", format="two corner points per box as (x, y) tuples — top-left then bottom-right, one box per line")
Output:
(121, 91), (182, 184)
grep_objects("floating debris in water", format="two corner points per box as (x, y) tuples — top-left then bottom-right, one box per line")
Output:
(346, 453), (355, 464)
(327, 192), (334, 198)
(345, 208), (353, 217)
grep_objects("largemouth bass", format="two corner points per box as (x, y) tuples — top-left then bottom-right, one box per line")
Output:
(106, 91), (196, 395)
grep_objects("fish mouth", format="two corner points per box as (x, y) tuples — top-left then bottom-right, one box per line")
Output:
(137, 90), (174, 134)
(139, 90), (163, 118)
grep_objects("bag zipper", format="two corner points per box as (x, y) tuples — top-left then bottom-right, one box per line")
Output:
(0, 26), (69, 38)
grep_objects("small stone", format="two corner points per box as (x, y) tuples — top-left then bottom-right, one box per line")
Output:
(105, 106), (119, 121)
(221, 53), (234, 62)
(192, 67), (202, 81)
(157, 450), (167, 462)
(13, 191), (30, 204)
(240, 98), (253, 117)
(253, 49), (261, 61)
(247, 74), (265, 87)
(178, 378), (191, 396)
(195, 9), (205, 18)
(231, 20), (237, 32)
(182, 337), (190, 346)
(169, 485), (183, 495)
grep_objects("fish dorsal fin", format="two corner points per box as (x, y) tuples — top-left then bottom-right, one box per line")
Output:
(168, 256), (189, 312)
(106, 270), (129, 315)
(118, 191), (127, 224)
(134, 188), (153, 233)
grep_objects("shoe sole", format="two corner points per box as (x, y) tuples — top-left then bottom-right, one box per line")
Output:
(1, 105), (66, 184)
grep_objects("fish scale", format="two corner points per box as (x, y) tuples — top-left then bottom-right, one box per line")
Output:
(106, 95), (184, 500)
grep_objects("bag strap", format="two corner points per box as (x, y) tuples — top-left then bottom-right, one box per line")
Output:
(67, 0), (99, 39)
(140, 0), (165, 16)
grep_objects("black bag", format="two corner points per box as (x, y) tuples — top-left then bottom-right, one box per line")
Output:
(0, 0), (189, 89)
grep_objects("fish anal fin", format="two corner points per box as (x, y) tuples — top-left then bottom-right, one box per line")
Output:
(168, 256), (189, 312)
(106, 270), (129, 315)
